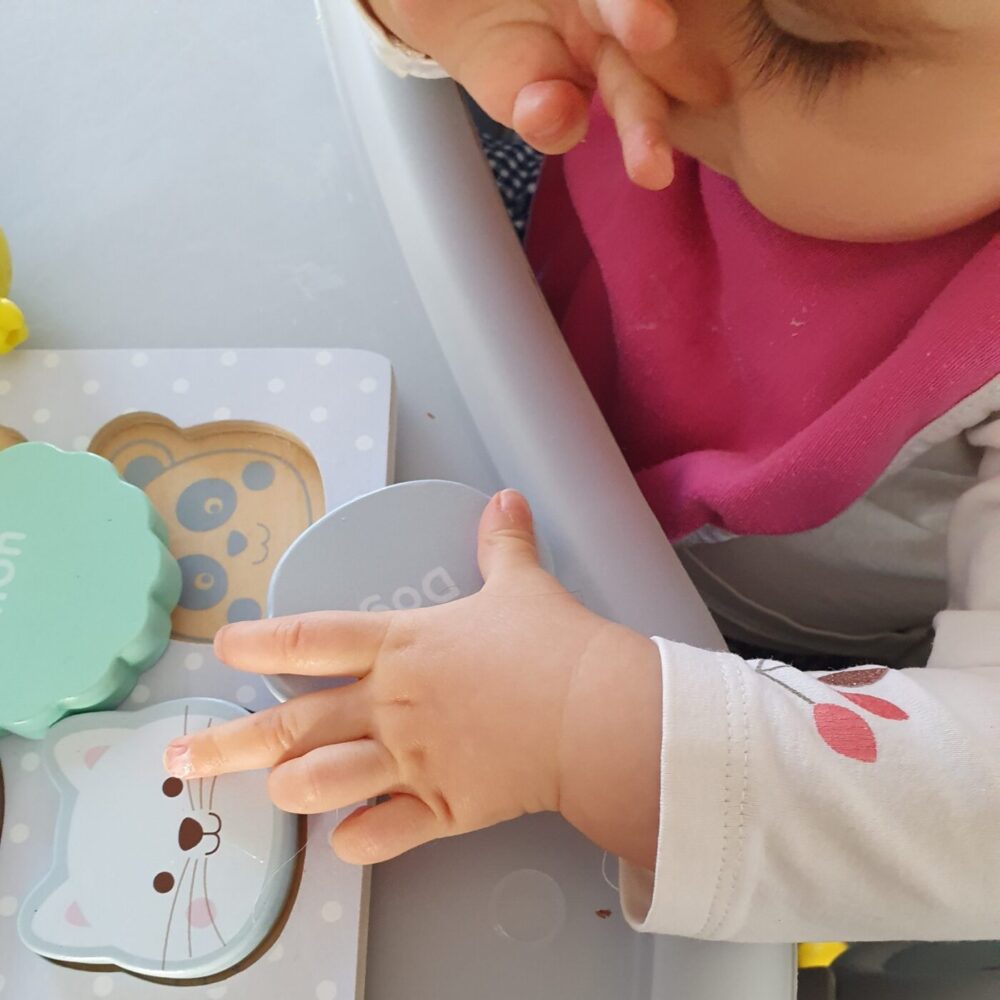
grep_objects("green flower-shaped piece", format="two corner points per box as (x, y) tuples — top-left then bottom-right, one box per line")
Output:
(0, 443), (181, 738)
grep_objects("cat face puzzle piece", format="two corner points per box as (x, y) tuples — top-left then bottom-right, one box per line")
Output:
(266, 480), (555, 701)
(90, 414), (324, 643)
(18, 699), (302, 980)
(0, 442), (181, 739)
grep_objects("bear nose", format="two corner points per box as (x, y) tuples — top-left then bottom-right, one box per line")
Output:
(178, 817), (204, 852)
(227, 530), (248, 556)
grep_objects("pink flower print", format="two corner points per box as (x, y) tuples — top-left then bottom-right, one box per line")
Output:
(753, 662), (908, 763)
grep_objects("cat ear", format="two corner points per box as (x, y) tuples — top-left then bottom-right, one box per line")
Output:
(22, 879), (104, 953)
(50, 726), (131, 790)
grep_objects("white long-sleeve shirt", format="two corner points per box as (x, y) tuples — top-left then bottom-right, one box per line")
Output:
(620, 381), (1000, 943)
(354, 9), (1000, 947)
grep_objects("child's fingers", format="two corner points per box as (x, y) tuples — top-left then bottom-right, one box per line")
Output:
(580, 0), (677, 54)
(512, 80), (591, 154)
(214, 611), (390, 677)
(596, 39), (674, 189)
(162, 685), (369, 780)
(446, 23), (593, 154)
(268, 739), (397, 814)
(477, 489), (541, 580)
(331, 795), (441, 864)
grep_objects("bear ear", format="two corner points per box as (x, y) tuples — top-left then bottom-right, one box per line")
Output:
(88, 413), (181, 486)
(0, 425), (26, 451)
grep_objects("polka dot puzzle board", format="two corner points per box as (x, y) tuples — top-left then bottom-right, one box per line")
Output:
(0, 348), (392, 1000)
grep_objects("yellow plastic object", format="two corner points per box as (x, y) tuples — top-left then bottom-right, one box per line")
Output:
(798, 942), (849, 969)
(0, 227), (28, 354)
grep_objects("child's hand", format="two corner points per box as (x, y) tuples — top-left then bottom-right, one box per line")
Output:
(163, 490), (662, 868)
(367, 0), (677, 188)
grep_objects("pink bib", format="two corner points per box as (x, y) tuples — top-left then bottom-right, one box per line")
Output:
(527, 106), (1000, 540)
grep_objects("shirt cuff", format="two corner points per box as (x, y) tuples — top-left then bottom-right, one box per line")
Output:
(620, 637), (752, 939)
(352, 0), (449, 79)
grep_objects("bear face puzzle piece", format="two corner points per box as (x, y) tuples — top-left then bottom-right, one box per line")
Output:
(90, 414), (324, 643)
(0, 442), (181, 739)
(18, 699), (302, 980)
(266, 480), (555, 701)
(0, 425), (26, 449)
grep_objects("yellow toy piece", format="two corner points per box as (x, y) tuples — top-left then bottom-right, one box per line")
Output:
(0, 227), (28, 354)
(798, 942), (849, 969)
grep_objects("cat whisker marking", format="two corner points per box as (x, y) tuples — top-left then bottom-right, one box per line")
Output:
(188, 858), (199, 958)
(203, 858), (227, 947)
(250, 840), (308, 929)
(208, 775), (219, 812)
(161, 856), (192, 971)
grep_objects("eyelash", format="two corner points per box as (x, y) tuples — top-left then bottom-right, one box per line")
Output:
(738, 0), (883, 100)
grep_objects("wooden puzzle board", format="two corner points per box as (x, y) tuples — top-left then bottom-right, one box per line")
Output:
(0, 347), (392, 1000)
(0, 347), (394, 509)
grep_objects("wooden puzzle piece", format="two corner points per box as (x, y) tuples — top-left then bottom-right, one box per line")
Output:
(18, 699), (303, 981)
(0, 425), (26, 450)
(90, 414), (324, 643)
(0, 442), (181, 739)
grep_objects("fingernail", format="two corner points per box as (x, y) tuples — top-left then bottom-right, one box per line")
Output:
(653, 145), (675, 187)
(163, 740), (194, 779)
(213, 625), (231, 656)
(499, 489), (523, 514)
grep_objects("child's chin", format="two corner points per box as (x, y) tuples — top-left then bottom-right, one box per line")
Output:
(731, 163), (993, 244)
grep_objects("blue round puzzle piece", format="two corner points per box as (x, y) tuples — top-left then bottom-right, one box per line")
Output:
(264, 480), (554, 701)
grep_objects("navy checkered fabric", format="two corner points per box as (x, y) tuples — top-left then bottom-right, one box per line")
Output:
(477, 131), (544, 240)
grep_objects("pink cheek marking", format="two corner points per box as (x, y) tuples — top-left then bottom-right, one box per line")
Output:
(188, 897), (217, 929)
(83, 746), (109, 769)
(65, 901), (89, 927)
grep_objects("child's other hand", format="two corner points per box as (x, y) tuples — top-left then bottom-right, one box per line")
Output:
(163, 490), (662, 868)
(367, 0), (677, 188)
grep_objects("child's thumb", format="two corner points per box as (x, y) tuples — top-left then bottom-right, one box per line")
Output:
(477, 490), (540, 580)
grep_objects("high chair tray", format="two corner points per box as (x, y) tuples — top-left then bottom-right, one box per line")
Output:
(0, 0), (795, 997)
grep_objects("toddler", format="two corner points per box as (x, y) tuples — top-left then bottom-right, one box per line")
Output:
(164, 0), (1000, 946)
